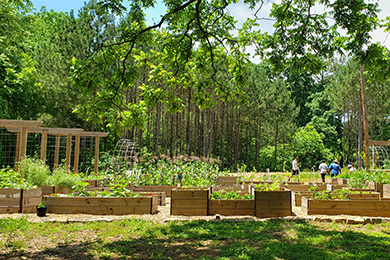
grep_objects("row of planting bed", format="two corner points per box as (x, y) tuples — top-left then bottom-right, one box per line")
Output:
(170, 188), (292, 217)
(2, 176), (390, 217)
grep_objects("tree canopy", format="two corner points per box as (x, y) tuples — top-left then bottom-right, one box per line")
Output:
(1, 0), (390, 171)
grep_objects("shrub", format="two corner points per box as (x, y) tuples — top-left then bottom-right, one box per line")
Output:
(47, 165), (81, 189)
(16, 157), (50, 186)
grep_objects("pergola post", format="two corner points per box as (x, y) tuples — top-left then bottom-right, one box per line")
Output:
(94, 136), (100, 174)
(15, 133), (20, 164)
(65, 134), (72, 167)
(0, 120), (43, 163)
(40, 132), (48, 162)
(78, 132), (109, 175)
(74, 135), (80, 174)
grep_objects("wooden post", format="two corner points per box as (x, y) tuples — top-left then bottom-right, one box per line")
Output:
(40, 133), (47, 162)
(74, 135), (80, 174)
(15, 133), (20, 164)
(65, 134), (72, 167)
(372, 145), (376, 169)
(19, 127), (28, 160)
(54, 135), (60, 167)
(94, 136), (100, 174)
(360, 64), (370, 169)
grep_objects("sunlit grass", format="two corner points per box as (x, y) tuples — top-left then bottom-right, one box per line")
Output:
(1, 218), (390, 259)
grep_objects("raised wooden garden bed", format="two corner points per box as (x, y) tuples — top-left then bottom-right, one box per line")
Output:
(136, 192), (166, 206)
(133, 185), (176, 197)
(384, 184), (390, 199)
(255, 190), (291, 217)
(348, 192), (381, 200)
(208, 199), (254, 216)
(279, 182), (302, 190)
(39, 186), (55, 196)
(38, 186), (72, 196)
(82, 179), (97, 187)
(326, 184), (348, 191)
(336, 178), (349, 185)
(325, 178), (339, 184)
(242, 181), (272, 186)
(290, 191), (312, 207)
(301, 197), (390, 217)
(85, 186), (111, 192)
(282, 184), (323, 192)
(170, 187), (209, 216)
(0, 188), (42, 213)
(368, 182), (386, 198)
(343, 188), (375, 192)
(44, 195), (159, 215)
(216, 176), (240, 186)
(82, 178), (110, 187)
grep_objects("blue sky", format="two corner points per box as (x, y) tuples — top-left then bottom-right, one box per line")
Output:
(31, 0), (167, 25)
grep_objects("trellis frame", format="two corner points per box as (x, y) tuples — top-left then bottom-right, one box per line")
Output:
(0, 120), (109, 174)
(368, 140), (390, 169)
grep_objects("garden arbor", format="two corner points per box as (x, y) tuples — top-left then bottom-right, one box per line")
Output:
(368, 140), (390, 169)
(0, 119), (109, 174)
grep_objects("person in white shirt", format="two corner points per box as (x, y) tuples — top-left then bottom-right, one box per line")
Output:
(318, 159), (328, 183)
(288, 157), (300, 182)
(347, 164), (356, 172)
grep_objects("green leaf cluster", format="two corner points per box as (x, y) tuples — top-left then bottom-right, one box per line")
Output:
(210, 190), (254, 200)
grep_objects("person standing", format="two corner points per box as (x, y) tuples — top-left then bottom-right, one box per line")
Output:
(329, 160), (341, 178)
(318, 159), (328, 183)
(288, 157), (300, 182)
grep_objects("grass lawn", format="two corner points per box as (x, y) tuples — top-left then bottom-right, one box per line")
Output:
(1, 217), (390, 259)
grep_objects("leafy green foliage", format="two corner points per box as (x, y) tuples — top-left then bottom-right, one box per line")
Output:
(210, 190), (254, 200)
(310, 189), (351, 200)
(102, 155), (227, 187)
(339, 169), (390, 186)
(47, 165), (81, 189)
(0, 167), (32, 189)
(254, 183), (281, 191)
(291, 125), (333, 170)
(16, 157), (50, 186)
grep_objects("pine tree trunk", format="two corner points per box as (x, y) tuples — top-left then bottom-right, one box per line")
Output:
(274, 116), (279, 170)
(154, 103), (161, 156)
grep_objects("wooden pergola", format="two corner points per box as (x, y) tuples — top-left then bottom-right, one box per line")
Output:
(0, 120), (109, 174)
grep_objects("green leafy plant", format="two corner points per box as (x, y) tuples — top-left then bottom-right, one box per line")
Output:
(310, 189), (352, 200)
(16, 157), (50, 186)
(37, 199), (46, 209)
(0, 167), (32, 189)
(210, 190), (254, 200)
(70, 181), (92, 197)
(254, 183), (281, 191)
(47, 164), (81, 189)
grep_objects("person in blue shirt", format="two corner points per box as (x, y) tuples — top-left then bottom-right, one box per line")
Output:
(328, 160), (341, 178)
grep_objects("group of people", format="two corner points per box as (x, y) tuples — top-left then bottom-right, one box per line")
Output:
(288, 157), (356, 183)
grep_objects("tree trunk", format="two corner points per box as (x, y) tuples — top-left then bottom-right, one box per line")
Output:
(234, 111), (240, 166)
(154, 103), (161, 156)
(360, 64), (370, 169)
(186, 88), (192, 155)
(274, 116), (279, 171)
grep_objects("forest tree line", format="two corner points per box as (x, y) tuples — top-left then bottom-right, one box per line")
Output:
(2, 0), (390, 171)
